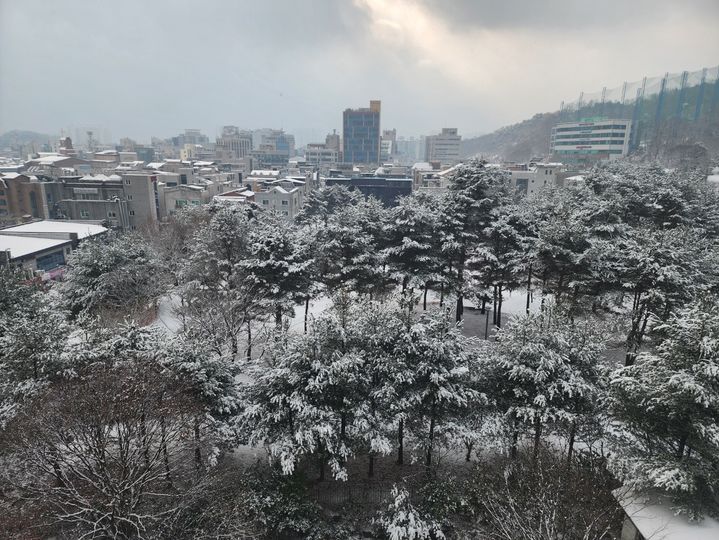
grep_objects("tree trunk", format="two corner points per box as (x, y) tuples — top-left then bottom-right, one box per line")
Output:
(492, 285), (498, 325)
(397, 419), (404, 465)
(140, 412), (150, 469)
(484, 308), (490, 340)
(368, 453), (375, 478)
(465, 441), (474, 462)
(423, 282), (428, 311)
(533, 417), (542, 464)
(497, 284), (504, 328)
(511, 420), (519, 460)
(161, 416), (172, 486)
(275, 304), (282, 328)
(426, 402), (436, 469)
(567, 421), (576, 466)
(481, 295), (487, 315)
(304, 296), (310, 333)
(677, 432), (688, 459)
(526, 263), (533, 314)
(318, 453), (326, 482)
(194, 417), (202, 475)
(456, 254), (465, 322)
(439, 282), (444, 307)
(246, 320), (252, 361)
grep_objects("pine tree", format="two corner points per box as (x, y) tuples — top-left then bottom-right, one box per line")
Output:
(59, 232), (166, 321)
(486, 305), (606, 461)
(608, 303), (719, 519)
(439, 160), (510, 321)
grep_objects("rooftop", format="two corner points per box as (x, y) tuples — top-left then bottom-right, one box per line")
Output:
(3, 220), (107, 239)
(615, 489), (719, 540)
(0, 234), (70, 259)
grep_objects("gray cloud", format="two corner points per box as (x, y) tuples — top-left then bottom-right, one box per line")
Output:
(0, 0), (717, 144)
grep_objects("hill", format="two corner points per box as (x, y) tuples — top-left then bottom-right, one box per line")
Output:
(461, 81), (719, 165)
(0, 130), (53, 151)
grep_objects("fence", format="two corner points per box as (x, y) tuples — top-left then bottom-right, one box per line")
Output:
(558, 65), (719, 125)
(309, 480), (398, 508)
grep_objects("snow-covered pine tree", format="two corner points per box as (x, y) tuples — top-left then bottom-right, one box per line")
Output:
(395, 308), (486, 468)
(384, 192), (443, 307)
(0, 271), (68, 428)
(486, 305), (606, 461)
(439, 159), (510, 321)
(243, 211), (311, 327)
(59, 231), (166, 322)
(608, 303), (719, 519)
(178, 203), (261, 359)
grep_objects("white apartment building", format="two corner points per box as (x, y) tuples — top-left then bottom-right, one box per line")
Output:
(424, 128), (461, 166)
(507, 163), (569, 197)
(550, 118), (632, 165)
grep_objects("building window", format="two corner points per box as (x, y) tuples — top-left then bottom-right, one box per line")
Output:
(108, 211), (117, 218)
(36, 250), (65, 271)
(281, 200), (289, 206)
(191, 200), (200, 205)
(0, 200), (6, 206)
(262, 199), (269, 205)
(127, 194), (133, 200)
(129, 210), (135, 216)
(125, 179), (131, 185)
(176, 200), (187, 207)
(80, 210), (90, 218)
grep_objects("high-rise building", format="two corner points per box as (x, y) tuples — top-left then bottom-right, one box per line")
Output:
(216, 126), (253, 160)
(424, 128), (461, 166)
(343, 100), (381, 165)
(549, 118), (632, 165)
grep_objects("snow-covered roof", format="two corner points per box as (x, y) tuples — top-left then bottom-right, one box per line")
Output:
(412, 162), (433, 171)
(250, 169), (281, 177)
(79, 173), (122, 182)
(707, 174), (719, 185)
(0, 234), (70, 259)
(146, 162), (165, 170)
(615, 489), (719, 540)
(4, 220), (107, 239)
(31, 155), (74, 165)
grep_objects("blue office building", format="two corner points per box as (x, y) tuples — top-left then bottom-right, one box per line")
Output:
(343, 100), (381, 165)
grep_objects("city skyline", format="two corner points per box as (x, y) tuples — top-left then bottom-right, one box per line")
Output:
(1, 0), (718, 145)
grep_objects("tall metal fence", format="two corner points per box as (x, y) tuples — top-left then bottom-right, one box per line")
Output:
(559, 65), (719, 123)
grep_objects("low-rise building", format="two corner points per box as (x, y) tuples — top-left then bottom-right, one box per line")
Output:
(45, 172), (159, 230)
(0, 219), (107, 277)
(325, 175), (412, 206)
(506, 162), (575, 197)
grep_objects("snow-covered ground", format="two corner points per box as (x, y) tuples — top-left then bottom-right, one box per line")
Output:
(152, 286), (543, 340)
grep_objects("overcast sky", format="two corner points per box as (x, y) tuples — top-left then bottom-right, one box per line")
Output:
(1, 0), (717, 145)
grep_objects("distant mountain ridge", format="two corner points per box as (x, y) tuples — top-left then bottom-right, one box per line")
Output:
(0, 130), (54, 150)
(460, 112), (560, 162)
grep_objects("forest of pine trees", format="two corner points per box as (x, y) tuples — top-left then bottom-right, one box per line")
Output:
(1, 159), (719, 539)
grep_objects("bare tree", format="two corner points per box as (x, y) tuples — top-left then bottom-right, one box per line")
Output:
(2, 363), (208, 539)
